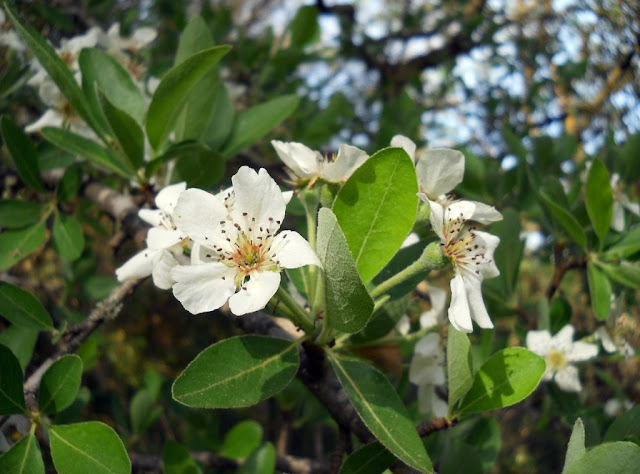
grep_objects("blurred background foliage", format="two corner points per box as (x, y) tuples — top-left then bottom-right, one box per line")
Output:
(1, 0), (639, 472)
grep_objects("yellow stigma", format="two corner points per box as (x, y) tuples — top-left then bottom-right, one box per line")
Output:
(547, 349), (567, 370)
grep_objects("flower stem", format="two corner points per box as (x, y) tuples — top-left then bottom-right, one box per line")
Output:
(275, 286), (315, 333)
(300, 189), (320, 308)
(369, 242), (447, 300)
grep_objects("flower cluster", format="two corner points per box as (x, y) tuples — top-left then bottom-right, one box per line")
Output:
(116, 167), (321, 315)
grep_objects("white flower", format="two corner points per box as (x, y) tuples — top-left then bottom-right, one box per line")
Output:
(526, 325), (598, 392)
(604, 398), (634, 417)
(423, 198), (500, 333)
(97, 23), (156, 80)
(0, 9), (26, 53)
(271, 140), (368, 184)
(409, 333), (448, 416)
(170, 167), (321, 316)
(419, 286), (447, 329)
(610, 173), (640, 232)
(116, 182), (188, 289)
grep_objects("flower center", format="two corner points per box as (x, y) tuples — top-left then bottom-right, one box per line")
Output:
(547, 349), (567, 370)
(441, 226), (488, 275)
(231, 234), (266, 275)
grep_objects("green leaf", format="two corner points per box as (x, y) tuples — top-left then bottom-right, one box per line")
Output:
(79, 48), (145, 124)
(220, 94), (299, 158)
(457, 347), (545, 416)
(1, 116), (45, 191)
(604, 405), (640, 442)
(604, 227), (640, 259)
(447, 326), (473, 411)
(0, 200), (44, 229)
(563, 442), (640, 474)
(290, 5), (319, 48)
(0, 281), (53, 330)
(237, 443), (276, 474)
(39, 355), (83, 414)
(162, 441), (202, 474)
(586, 262), (612, 320)
(49, 422), (131, 474)
(130, 389), (162, 436)
(219, 420), (263, 459)
(146, 45), (231, 150)
(585, 159), (613, 249)
(56, 166), (82, 202)
(0, 344), (27, 415)
(97, 89), (144, 170)
(41, 127), (131, 178)
(52, 213), (84, 261)
(0, 326), (39, 370)
(489, 208), (523, 297)
(562, 418), (586, 474)
(316, 208), (374, 333)
(333, 147), (418, 284)
(0, 220), (47, 271)
(170, 142), (225, 189)
(339, 442), (395, 474)
(175, 16), (214, 64)
(540, 191), (587, 250)
(4, 7), (101, 134)
(596, 261), (640, 289)
(172, 335), (299, 408)
(327, 353), (432, 472)
(202, 83), (234, 149)
(0, 431), (45, 474)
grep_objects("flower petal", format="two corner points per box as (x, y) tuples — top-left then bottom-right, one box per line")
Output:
(151, 250), (178, 289)
(473, 231), (501, 278)
(469, 201), (503, 224)
(271, 140), (320, 178)
(463, 271), (494, 329)
(270, 230), (321, 269)
(116, 248), (157, 282)
(419, 286), (447, 328)
(138, 209), (165, 227)
(448, 272), (473, 332)
(416, 148), (465, 198)
(171, 263), (236, 314)
(228, 270), (281, 315)
(155, 182), (186, 214)
(173, 188), (228, 246)
(230, 167), (286, 232)
(423, 197), (446, 241)
(390, 135), (416, 161)
(567, 341), (598, 362)
(526, 330), (552, 356)
(146, 227), (184, 250)
(611, 201), (625, 232)
(323, 144), (368, 182)
(554, 365), (582, 392)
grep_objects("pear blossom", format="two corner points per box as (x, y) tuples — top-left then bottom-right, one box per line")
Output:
(271, 140), (368, 184)
(0, 9), (25, 53)
(96, 23), (157, 80)
(526, 325), (598, 392)
(423, 198), (501, 332)
(170, 167), (321, 316)
(610, 173), (640, 232)
(116, 182), (188, 289)
(409, 333), (448, 416)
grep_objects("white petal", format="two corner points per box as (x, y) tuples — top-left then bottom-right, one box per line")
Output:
(138, 209), (165, 227)
(554, 365), (582, 392)
(553, 325), (576, 350)
(131, 27), (157, 48)
(473, 231), (501, 278)
(173, 188), (228, 246)
(424, 198), (446, 241)
(155, 182), (186, 214)
(396, 315), (410, 335)
(25, 109), (64, 133)
(146, 227), (184, 250)
(270, 231), (321, 269)
(469, 201), (503, 224)
(444, 200), (476, 223)
(419, 287), (446, 328)
(463, 271), (494, 329)
(611, 201), (625, 232)
(448, 272), (473, 332)
(230, 167), (286, 232)
(271, 140), (320, 178)
(414, 333), (441, 356)
(390, 135), (416, 161)
(401, 232), (420, 248)
(431, 393), (449, 417)
(622, 199), (640, 216)
(323, 144), (368, 182)
(228, 270), (281, 315)
(595, 327), (617, 353)
(171, 263), (236, 314)
(567, 341), (598, 362)
(116, 248), (157, 281)
(151, 250), (178, 289)
(526, 330), (552, 356)
(282, 190), (293, 205)
(416, 148), (465, 198)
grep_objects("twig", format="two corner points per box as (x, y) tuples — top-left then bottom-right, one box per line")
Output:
(416, 416), (457, 437)
(545, 244), (587, 300)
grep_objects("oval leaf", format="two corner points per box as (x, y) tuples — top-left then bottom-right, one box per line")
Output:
(0, 344), (27, 415)
(221, 94), (299, 158)
(146, 45), (231, 150)
(587, 262), (613, 320)
(447, 326), (473, 411)
(540, 191), (587, 250)
(162, 441), (202, 474)
(237, 443), (276, 474)
(0, 220), (47, 271)
(603, 226), (640, 259)
(316, 208), (374, 333)
(220, 420), (263, 459)
(0, 431), (45, 474)
(0, 281), (53, 330)
(562, 418), (586, 474)
(172, 335), (299, 408)
(327, 353), (432, 472)
(49, 422), (131, 474)
(39, 355), (83, 414)
(0, 325), (39, 370)
(597, 261), (640, 289)
(1, 116), (45, 191)
(0, 200), (44, 229)
(563, 442), (640, 474)
(52, 214), (85, 261)
(340, 442), (395, 474)
(333, 147), (417, 284)
(457, 347), (545, 416)
(585, 159), (613, 249)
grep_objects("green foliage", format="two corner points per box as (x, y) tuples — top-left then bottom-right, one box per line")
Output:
(236, 443), (276, 474)
(172, 336), (299, 408)
(162, 441), (202, 474)
(1, 116), (45, 191)
(39, 355), (83, 414)
(333, 147), (418, 284)
(586, 262), (613, 320)
(340, 442), (395, 474)
(585, 159), (613, 249)
(0, 432), (45, 474)
(51, 213), (85, 261)
(0, 200), (44, 229)
(219, 420), (263, 459)
(604, 405), (640, 442)
(0, 282), (53, 330)
(0, 344), (27, 415)
(563, 442), (640, 474)
(447, 326), (473, 411)
(562, 418), (586, 474)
